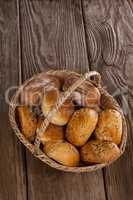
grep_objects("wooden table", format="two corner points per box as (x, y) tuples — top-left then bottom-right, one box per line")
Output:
(0, 0), (133, 199)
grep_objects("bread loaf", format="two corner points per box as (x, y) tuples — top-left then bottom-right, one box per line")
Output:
(63, 74), (101, 107)
(37, 118), (64, 144)
(42, 88), (74, 126)
(66, 108), (98, 146)
(95, 109), (122, 145)
(44, 141), (80, 167)
(18, 106), (37, 141)
(21, 73), (61, 106)
(80, 140), (120, 163)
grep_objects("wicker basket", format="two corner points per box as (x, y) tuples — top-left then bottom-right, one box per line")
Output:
(9, 70), (127, 173)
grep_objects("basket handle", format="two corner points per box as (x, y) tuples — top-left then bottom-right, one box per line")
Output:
(34, 71), (101, 154)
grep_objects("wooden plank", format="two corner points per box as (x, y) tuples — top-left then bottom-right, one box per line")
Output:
(0, 1), (27, 200)
(19, 0), (106, 200)
(82, 0), (133, 199)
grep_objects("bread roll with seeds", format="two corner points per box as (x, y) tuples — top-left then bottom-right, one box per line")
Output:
(44, 141), (80, 167)
(66, 108), (98, 147)
(95, 109), (122, 145)
(80, 140), (120, 164)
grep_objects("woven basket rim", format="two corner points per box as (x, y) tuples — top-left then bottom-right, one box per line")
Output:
(9, 70), (127, 173)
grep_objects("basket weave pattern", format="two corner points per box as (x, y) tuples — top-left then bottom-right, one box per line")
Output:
(9, 70), (127, 173)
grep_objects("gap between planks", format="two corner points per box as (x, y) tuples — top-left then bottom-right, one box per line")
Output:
(16, 0), (29, 200)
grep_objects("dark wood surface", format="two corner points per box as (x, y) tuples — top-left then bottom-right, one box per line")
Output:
(0, 0), (133, 199)
(0, 1), (27, 200)
(82, 1), (133, 199)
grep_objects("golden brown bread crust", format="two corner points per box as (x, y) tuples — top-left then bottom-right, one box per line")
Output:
(80, 140), (120, 164)
(66, 108), (98, 147)
(95, 109), (122, 145)
(37, 118), (64, 144)
(18, 106), (37, 141)
(21, 73), (61, 106)
(42, 88), (74, 126)
(44, 141), (80, 167)
(63, 74), (101, 107)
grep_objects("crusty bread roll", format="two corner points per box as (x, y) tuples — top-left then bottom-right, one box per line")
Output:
(37, 118), (64, 144)
(95, 109), (122, 145)
(21, 73), (61, 106)
(42, 88), (74, 126)
(18, 106), (37, 141)
(66, 108), (98, 147)
(80, 140), (120, 164)
(44, 141), (80, 167)
(63, 74), (101, 107)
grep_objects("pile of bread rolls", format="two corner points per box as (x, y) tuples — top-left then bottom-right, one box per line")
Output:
(18, 72), (122, 167)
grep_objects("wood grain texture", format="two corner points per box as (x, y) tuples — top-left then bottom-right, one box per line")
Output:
(82, 0), (133, 199)
(0, 0), (27, 200)
(19, 0), (106, 200)
(20, 0), (90, 79)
